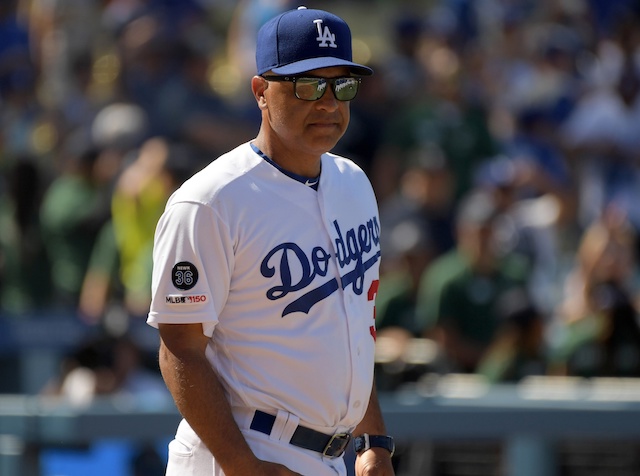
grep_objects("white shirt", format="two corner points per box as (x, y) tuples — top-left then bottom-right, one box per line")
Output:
(148, 142), (381, 434)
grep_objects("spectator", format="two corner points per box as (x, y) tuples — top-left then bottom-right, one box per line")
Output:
(560, 16), (640, 230)
(112, 137), (192, 317)
(379, 143), (456, 263)
(0, 159), (51, 314)
(375, 145), (457, 374)
(473, 155), (581, 314)
(415, 188), (531, 373)
(39, 141), (109, 309)
(475, 287), (548, 383)
(549, 209), (640, 377)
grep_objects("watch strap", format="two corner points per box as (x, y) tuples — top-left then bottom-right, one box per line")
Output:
(353, 433), (395, 457)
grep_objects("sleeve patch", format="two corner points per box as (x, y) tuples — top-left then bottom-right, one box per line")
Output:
(171, 261), (199, 290)
(165, 294), (208, 305)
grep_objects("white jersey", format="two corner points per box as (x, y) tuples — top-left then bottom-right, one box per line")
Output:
(147, 142), (381, 474)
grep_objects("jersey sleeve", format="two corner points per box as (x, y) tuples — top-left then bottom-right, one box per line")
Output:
(147, 200), (233, 336)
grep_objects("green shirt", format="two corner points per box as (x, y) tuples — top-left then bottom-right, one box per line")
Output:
(416, 249), (530, 344)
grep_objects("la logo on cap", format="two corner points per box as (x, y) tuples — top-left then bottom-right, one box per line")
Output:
(314, 19), (337, 48)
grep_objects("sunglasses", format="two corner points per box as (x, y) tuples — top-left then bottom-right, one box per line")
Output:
(261, 75), (361, 101)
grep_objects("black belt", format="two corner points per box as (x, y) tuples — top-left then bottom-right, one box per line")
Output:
(250, 410), (352, 458)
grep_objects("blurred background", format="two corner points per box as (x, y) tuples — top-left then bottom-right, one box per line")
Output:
(1, 0), (640, 475)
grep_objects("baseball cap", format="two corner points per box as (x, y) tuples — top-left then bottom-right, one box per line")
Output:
(256, 6), (373, 77)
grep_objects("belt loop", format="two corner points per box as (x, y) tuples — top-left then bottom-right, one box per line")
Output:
(232, 406), (255, 431)
(269, 409), (290, 442)
(280, 411), (299, 444)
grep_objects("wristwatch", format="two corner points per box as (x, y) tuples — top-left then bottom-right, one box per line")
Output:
(353, 433), (395, 457)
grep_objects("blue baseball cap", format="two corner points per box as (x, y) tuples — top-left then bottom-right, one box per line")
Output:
(256, 6), (373, 77)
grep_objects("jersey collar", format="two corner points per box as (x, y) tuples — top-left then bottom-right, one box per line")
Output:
(250, 143), (320, 190)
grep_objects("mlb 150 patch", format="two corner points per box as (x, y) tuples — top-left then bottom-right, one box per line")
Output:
(165, 294), (208, 305)
(172, 261), (199, 290)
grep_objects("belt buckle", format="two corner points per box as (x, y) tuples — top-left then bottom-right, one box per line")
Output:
(322, 432), (352, 458)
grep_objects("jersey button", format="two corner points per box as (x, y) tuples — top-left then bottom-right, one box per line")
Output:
(353, 400), (361, 408)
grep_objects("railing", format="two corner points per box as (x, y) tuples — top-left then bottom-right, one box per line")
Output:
(3, 376), (640, 476)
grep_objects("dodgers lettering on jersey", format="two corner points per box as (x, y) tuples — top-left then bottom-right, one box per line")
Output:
(261, 218), (380, 317)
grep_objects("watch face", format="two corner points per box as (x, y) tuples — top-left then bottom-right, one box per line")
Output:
(354, 436), (366, 453)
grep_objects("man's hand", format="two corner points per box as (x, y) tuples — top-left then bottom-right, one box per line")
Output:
(355, 447), (395, 476)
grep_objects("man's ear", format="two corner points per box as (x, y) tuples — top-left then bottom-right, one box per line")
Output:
(251, 76), (268, 110)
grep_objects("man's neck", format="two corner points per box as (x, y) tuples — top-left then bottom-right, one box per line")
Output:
(252, 133), (322, 178)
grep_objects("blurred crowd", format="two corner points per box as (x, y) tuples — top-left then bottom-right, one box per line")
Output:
(365, 0), (640, 389)
(1, 0), (640, 404)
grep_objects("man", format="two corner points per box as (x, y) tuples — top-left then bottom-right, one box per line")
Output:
(147, 6), (395, 476)
(416, 189), (531, 373)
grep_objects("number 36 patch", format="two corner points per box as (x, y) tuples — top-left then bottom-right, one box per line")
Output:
(172, 261), (199, 290)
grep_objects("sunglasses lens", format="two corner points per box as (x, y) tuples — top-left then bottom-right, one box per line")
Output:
(295, 78), (327, 101)
(333, 78), (359, 101)
(294, 77), (360, 101)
